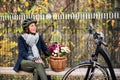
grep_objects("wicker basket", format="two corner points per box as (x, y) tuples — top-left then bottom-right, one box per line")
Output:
(49, 56), (67, 72)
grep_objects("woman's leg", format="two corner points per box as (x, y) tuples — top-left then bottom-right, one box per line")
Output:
(36, 63), (48, 80)
(33, 69), (39, 80)
(20, 60), (35, 72)
(21, 60), (39, 80)
(20, 60), (48, 80)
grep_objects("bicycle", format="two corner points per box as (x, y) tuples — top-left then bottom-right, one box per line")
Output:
(62, 23), (117, 80)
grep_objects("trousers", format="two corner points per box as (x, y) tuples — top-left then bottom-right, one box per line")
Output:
(20, 60), (48, 80)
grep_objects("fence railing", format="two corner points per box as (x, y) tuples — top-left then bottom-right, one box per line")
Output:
(0, 18), (120, 68)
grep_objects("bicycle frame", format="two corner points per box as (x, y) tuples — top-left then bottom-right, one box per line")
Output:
(84, 41), (116, 80)
(98, 46), (116, 80)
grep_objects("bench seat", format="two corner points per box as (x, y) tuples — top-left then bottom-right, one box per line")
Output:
(0, 67), (69, 76)
(0, 67), (120, 79)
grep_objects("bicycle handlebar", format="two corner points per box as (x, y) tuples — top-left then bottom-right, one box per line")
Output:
(88, 23), (108, 47)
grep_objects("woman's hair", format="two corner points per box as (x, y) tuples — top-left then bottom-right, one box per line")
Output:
(22, 27), (29, 33)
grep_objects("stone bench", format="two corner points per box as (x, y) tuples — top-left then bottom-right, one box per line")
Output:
(0, 67), (69, 76)
(0, 67), (120, 79)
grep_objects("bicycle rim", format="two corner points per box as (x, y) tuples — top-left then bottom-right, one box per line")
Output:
(62, 62), (110, 80)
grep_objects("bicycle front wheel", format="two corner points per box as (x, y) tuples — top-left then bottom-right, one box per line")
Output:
(62, 62), (110, 80)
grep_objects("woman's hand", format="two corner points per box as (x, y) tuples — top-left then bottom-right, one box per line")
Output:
(33, 57), (43, 63)
(34, 59), (43, 63)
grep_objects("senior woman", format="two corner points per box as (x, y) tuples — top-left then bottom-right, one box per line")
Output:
(14, 18), (50, 80)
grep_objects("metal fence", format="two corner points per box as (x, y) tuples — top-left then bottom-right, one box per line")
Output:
(0, 17), (120, 68)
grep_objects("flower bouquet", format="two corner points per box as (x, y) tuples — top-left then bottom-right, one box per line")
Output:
(48, 42), (70, 72)
(48, 42), (70, 57)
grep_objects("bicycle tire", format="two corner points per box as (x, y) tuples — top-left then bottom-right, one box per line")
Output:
(62, 62), (110, 80)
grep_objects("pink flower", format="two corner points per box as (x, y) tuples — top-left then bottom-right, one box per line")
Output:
(48, 42), (70, 57)
(48, 45), (57, 52)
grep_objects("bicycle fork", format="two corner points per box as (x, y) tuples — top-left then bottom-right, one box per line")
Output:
(84, 54), (97, 80)
(84, 61), (96, 80)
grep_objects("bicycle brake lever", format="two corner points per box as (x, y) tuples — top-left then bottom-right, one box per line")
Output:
(102, 41), (108, 47)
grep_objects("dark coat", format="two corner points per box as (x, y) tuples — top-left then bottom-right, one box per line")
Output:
(13, 35), (49, 72)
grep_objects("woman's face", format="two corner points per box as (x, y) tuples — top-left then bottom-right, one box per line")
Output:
(28, 23), (37, 34)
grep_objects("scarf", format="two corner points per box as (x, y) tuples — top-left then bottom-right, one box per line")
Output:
(22, 33), (44, 64)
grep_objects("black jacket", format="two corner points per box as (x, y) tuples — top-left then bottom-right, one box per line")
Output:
(13, 35), (49, 72)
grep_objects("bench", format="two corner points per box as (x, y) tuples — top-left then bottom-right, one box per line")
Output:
(0, 67), (69, 80)
(0, 67), (120, 79)
(0, 67), (69, 76)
